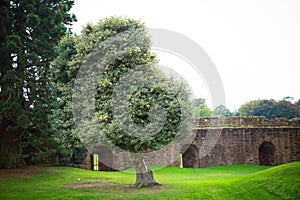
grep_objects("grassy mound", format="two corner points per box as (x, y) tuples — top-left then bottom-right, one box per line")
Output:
(234, 162), (300, 199)
(0, 162), (299, 199)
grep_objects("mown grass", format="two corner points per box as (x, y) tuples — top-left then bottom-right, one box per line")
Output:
(0, 162), (299, 200)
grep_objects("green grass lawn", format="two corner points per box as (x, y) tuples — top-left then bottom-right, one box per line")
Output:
(0, 162), (299, 200)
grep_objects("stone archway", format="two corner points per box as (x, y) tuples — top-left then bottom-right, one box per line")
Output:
(259, 142), (276, 166)
(181, 145), (199, 168)
(94, 146), (115, 171)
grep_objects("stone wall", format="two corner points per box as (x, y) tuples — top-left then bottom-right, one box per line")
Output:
(83, 117), (300, 170)
(194, 127), (300, 167)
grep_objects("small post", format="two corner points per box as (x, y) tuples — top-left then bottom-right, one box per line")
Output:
(180, 153), (183, 168)
(93, 154), (99, 171)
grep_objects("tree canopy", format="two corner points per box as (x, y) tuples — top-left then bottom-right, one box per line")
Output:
(214, 105), (234, 117)
(192, 98), (213, 117)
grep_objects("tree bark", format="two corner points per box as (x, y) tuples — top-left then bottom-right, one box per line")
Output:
(131, 153), (161, 187)
(0, 119), (23, 168)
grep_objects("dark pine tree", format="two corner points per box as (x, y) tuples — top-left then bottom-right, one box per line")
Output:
(0, 0), (76, 168)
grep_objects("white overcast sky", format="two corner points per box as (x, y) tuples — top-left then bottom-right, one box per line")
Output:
(70, 0), (300, 111)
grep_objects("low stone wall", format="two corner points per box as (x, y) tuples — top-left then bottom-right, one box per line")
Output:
(196, 117), (300, 128)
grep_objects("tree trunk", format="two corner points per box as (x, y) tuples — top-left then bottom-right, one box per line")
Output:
(131, 153), (161, 187)
(0, 119), (23, 168)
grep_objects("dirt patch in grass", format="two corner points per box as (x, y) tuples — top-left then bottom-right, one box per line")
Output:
(0, 166), (45, 178)
(65, 182), (115, 188)
(65, 182), (164, 196)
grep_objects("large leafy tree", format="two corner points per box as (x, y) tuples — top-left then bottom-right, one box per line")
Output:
(239, 99), (277, 119)
(50, 17), (193, 187)
(0, 0), (76, 168)
(274, 99), (300, 120)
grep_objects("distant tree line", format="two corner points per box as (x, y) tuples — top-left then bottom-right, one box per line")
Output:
(193, 98), (235, 117)
(194, 97), (300, 120)
(239, 97), (300, 120)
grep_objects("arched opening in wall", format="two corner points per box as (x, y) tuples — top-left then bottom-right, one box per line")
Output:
(180, 144), (199, 168)
(94, 145), (115, 171)
(259, 142), (276, 166)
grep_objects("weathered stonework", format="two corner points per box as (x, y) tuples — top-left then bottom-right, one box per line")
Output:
(83, 117), (300, 170)
(194, 127), (300, 167)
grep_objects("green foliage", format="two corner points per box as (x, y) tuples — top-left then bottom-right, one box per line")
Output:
(104, 80), (186, 152)
(49, 35), (81, 160)
(193, 98), (213, 117)
(192, 98), (206, 107)
(0, 162), (299, 199)
(197, 104), (213, 117)
(214, 105), (234, 117)
(0, 0), (76, 168)
(239, 98), (300, 120)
